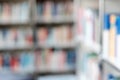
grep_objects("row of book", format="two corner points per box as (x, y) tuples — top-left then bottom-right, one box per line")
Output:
(0, 49), (76, 72)
(0, 27), (33, 48)
(37, 26), (73, 45)
(0, 2), (29, 23)
(0, 26), (73, 48)
(77, 8), (99, 44)
(35, 49), (76, 71)
(37, 1), (73, 19)
(103, 14), (120, 64)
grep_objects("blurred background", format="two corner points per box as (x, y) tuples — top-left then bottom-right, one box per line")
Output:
(0, 0), (120, 80)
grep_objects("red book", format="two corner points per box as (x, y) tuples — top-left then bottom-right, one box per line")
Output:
(10, 55), (19, 71)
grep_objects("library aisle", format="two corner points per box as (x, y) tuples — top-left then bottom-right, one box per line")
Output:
(0, 0), (120, 80)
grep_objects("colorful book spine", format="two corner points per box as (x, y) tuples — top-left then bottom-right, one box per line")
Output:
(21, 2), (29, 22)
(37, 3), (43, 16)
(10, 54), (19, 71)
(109, 14), (116, 62)
(67, 50), (76, 69)
(3, 54), (10, 70)
(2, 3), (11, 22)
(84, 9), (94, 44)
(43, 1), (52, 20)
(103, 14), (110, 59)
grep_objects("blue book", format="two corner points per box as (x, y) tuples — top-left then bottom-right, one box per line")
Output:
(116, 16), (120, 63)
(103, 14), (110, 58)
(3, 54), (10, 70)
(37, 3), (43, 16)
(52, 3), (57, 16)
(67, 50), (76, 69)
(104, 14), (110, 30)
(21, 2), (29, 22)
(20, 53), (28, 69)
(20, 52), (34, 71)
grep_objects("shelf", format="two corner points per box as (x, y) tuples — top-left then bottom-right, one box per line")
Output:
(0, 46), (34, 51)
(35, 70), (76, 76)
(0, 69), (75, 75)
(102, 58), (120, 72)
(35, 16), (74, 25)
(104, 0), (120, 14)
(0, 22), (30, 26)
(0, 42), (76, 51)
(0, 0), (31, 2)
(36, 43), (76, 49)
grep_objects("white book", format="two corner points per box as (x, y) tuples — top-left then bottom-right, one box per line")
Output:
(84, 9), (94, 45)
(103, 15), (110, 59)
(116, 17), (120, 65)
(11, 3), (21, 23)
(17, 28), (26, 47)
(6, 29), (15, 48)
(0, 30), (4, 48)
(21, 2), (29, 22)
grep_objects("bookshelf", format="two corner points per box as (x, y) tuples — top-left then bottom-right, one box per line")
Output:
(101, 0), (120, 80)
(0, 0), (102, 80)
(0, 0), (77, 80)
(75, 0), (101, 80)
(101, 0), (119, 69)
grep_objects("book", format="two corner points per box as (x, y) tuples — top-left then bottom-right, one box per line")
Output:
(2, 54), (11, 70)
(21, 2), (29, 22)
(37, 27), (48, 45)
(37, 2), (73, 19)
(103, 14), (110, 59)
(20, 52), (35, 72)
(84, 9), (94, 45)
(43, 1), (52, 20)
(116, 16), (120, 64)
(11, 3), (21, 23)
(0, 27), (33, 48)
(0, 2), (30, 23)
(37, 3), (43, 16)
(10, 54), (19, 71)
(67, 50), (76, 69)
(109, 14), (116, 62)
(2, 3), (11, 23)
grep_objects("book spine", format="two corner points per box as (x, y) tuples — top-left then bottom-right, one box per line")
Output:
(116, 16), (120, 65)
(43, 1), (52, 20)
(21, 2), (29, 22)
(84, 9), (94, 45)
(109, 14), (116, 62)
(37, 3), (43, 17)
(2, 3), (11, 22)
(103, 14), (110, 59)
